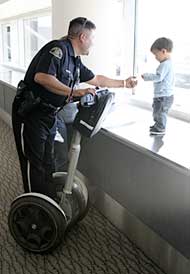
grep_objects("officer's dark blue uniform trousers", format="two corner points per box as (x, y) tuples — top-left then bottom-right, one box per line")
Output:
(12, 98), (57, 199)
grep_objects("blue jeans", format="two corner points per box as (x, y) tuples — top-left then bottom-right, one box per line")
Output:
(54, 113), (74, 172)
(54, 103), (78, 172)
(152, 95), (174, 130)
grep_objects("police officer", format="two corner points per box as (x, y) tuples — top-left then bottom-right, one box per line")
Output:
(12, 17), (137, 201)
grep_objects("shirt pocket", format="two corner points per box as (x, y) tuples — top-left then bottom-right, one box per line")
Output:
(61, 70), (73, 86)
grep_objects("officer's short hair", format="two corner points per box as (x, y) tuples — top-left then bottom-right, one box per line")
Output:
(151, 37), (173, 52)
(68, 17), (96, 38)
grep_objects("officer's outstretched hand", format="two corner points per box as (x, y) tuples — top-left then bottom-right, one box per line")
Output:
(125, 77), (138, 88)
(75, 88), (96, 97)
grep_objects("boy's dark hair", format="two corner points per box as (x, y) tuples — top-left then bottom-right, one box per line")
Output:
(150, 37), (173, 52)
(68, 17), (96, 38)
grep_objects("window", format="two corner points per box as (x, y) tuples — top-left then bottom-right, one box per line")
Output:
(133, 0), (190, 120)
(23, 15), (51, 67)
(4, 25), (11, 62)
(2, 21), (19, 65)
(0, 13), (51, 70)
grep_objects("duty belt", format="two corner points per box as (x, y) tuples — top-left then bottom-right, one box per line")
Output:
(39, 101), (62, 114)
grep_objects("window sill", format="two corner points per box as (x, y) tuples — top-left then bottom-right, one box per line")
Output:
(102, 89), (190, 170)
(0, 66), (24, 88)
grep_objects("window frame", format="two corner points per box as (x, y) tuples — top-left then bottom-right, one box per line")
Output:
(0, 9), (52, 72)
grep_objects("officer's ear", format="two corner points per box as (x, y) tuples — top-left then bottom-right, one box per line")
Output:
(79, 32), (87, 43)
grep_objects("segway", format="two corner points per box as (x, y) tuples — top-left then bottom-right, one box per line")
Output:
(8, 89), (114, 253)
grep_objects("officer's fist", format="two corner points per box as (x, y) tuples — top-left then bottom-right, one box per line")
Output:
(76, 88), (96, 97)
(124, 77), (138, 88)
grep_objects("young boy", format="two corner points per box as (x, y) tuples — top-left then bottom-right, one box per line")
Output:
(142, 37), (174, 135)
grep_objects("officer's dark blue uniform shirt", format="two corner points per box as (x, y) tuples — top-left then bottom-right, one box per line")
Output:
(24, 38), (95, 107)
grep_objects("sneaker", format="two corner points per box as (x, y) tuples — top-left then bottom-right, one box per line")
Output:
(150, 126), (165, 135)
(149, 125), (155, 130)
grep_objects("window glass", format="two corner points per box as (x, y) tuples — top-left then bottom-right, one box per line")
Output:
(5, 25), (11, 62)
(0, 14), (51, 69)
(3, 24), (12, 63)
(2, 22), (19, 65)
(23, 15), (51, 67)
(134, 0), (190, 118)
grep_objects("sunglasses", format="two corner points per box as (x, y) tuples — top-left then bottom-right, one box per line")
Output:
(81, 18), (88, 29)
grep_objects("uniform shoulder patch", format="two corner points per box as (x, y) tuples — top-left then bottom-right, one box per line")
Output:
(49, 47), (63, 59)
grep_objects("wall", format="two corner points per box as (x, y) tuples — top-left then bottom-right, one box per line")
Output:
(78, 130), (190, 274)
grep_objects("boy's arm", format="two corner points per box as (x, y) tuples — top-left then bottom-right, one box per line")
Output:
(142, 62), (169, 82)
(142, 72), (161, 82)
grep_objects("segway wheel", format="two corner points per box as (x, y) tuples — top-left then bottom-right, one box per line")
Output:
(53, 173), (89, 224)
(8, 193), (67, 253)
(65, 177), (90, 230)
(72, 176), (90, 222)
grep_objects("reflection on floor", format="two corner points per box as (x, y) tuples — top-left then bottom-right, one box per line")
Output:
(103, 93), (190, 169)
